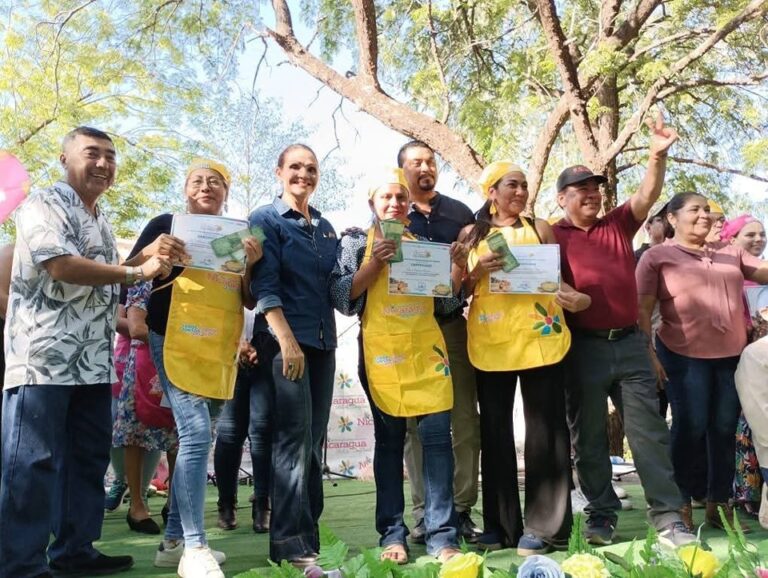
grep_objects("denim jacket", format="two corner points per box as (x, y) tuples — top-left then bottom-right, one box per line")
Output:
(249, 197), (338, 350)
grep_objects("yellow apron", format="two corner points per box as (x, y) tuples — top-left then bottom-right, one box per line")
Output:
(360, 228), (453, 417)
(162, 268), (244, 399)
(467, 220), (571, 372)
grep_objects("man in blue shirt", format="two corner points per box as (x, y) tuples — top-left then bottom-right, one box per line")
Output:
(398, 141), (482, 543)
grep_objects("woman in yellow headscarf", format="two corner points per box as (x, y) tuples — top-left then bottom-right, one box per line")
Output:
(460, 161), (590, 557)
(129, 158), (262, 577)
(330, 168), (466, 565)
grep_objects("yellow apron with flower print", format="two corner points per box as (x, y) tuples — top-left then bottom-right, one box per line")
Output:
(361, 228), (453, 417)
(162, 268), (244, 399)
(467, 219), (571, 372)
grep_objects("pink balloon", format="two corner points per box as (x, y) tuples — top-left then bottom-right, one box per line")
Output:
(0, 151), (30, 224)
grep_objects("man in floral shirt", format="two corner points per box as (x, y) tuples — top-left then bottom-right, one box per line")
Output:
(0, 126), (174, 578)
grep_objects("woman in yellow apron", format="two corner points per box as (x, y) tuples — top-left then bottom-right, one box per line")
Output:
(330, 168), (466, 565)
(461, 161), (590, 557)
(128, 159), (261, 578)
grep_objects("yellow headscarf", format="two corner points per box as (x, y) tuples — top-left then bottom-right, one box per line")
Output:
(186, 158), (231, 187)
(367, 167), (410, 199)
(477, 161), (526, 199)
(707, 199), (725, 215)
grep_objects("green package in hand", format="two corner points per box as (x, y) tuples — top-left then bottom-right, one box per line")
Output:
(379, 219), (405, 263)
(210, 226), (266, 258)
(486, 230), (519, 272)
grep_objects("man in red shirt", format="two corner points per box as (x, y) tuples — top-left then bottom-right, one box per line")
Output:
(552, 115), (694, 547)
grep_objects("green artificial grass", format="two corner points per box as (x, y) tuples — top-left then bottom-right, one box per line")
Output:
(95, 480), (768, 577)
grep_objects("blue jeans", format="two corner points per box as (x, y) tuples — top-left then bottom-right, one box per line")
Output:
(149, 331), (216, 548)
(269, 342), (335, 562)
(656, 338), (741, 503)
(214, 334), (276, 504)
(358, 340), (458, 555)
(0, 384), (112, 578)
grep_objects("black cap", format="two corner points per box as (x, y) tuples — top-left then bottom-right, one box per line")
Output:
(556, 165), (608, 192)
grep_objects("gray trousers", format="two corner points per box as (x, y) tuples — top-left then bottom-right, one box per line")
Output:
(565, 330), (683, 529)
(405, 315), (481, 519)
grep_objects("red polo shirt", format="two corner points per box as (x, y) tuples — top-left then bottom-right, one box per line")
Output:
(553, 201), (642, 330)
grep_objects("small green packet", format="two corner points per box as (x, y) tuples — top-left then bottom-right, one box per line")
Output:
(210, 226), (266, 258)
(486, 230), (520, 272)
(379, 219), (405, 262)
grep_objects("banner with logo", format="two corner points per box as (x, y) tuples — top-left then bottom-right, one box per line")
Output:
(325, 316), (376, 479)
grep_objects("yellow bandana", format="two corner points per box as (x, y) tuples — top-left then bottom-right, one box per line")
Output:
(477, 161), (525, 199)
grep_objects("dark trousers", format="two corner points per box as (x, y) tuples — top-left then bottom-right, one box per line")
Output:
(656, 338), (741, 503)
(476, 362), (572, 546)
(0, 384), (112, 578)
(269, 343), (335, 563)
(214, 334), (277, 505)
(565, 331), (682, 529)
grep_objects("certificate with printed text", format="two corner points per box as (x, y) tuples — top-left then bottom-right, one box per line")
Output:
(170, 214), (250, 275)
(388, 240), (453, 298)
(488, 244), (560, 294)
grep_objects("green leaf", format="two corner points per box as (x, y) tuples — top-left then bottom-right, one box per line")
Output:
(534, 302), (548, 316)
(532, 321), (545, 330)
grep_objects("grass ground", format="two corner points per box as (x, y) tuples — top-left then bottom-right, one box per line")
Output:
(97, 480), (768, 577)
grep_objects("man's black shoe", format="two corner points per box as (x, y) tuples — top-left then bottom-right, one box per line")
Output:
(457, 511), (482, 543)
(49, 553), (133, 576)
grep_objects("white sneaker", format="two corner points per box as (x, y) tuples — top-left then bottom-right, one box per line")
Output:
(177, 546), (225, 578)
(612, 484), (628, 499)
(154, 540), (226, 568)
(658, 521), (697, 548)
(759, 483), (768, 530)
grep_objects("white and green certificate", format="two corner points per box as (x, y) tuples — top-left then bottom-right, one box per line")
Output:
(171, 214), (250, 275)
(488, 244), (561, 294)
(388, 240), (453, 298)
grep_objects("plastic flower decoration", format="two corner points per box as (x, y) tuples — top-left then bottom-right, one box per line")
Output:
(678, 545), (719, 578)
(517, 554), (565, 578)
(560, 553), (610, 578)
(438, 551), (484, 578)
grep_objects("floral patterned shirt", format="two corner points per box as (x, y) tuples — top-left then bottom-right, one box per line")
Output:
(4, 182), (120, 388)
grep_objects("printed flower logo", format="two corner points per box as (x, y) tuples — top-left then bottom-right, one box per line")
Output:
(337, 372), (353, 389)
(430, 344), (451, 376)
(338, 416), (353, 433)
(530, 301), (562, 335)
(339, 460), (355, 477)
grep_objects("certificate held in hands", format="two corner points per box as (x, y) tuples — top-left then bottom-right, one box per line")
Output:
(171, 214), (262, 275)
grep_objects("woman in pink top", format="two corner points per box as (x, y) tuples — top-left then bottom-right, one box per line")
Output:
(636, 192), (768, 534)
(721, 215), (767, 518)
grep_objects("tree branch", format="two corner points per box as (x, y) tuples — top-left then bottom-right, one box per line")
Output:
(669, 156), (768, 183)
(527, 98), (570, 210)
(427, 0), (451, 123)
(351, 0), (379, 88)
(655, 72), (768, 100)
(628, 27), (716, 62)
(267, 0), (484, 181)
(600, 0), (623, 39)
(535, 0), (601, 165)
(604, 0), (768, 162)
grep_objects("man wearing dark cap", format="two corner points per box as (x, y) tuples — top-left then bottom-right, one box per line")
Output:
(552, 115), (695, 547)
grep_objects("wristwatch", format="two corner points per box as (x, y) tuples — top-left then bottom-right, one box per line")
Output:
(125, 266), (145, 285)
